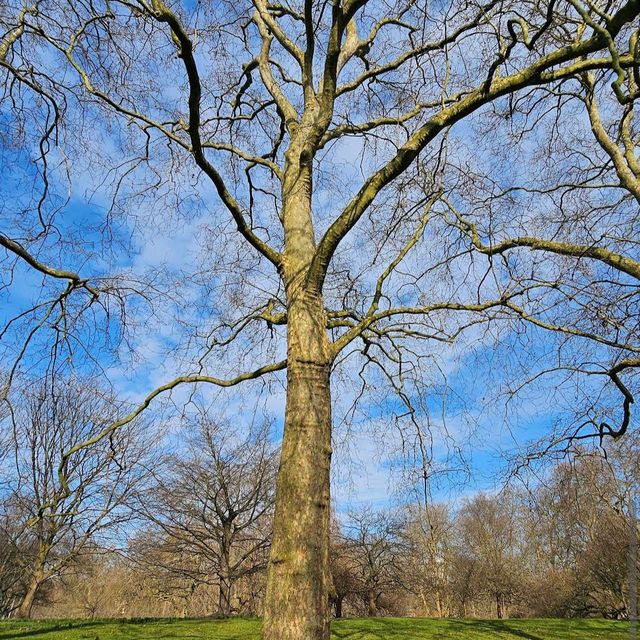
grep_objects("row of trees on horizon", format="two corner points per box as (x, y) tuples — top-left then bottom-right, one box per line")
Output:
(1, 378), (638, 622)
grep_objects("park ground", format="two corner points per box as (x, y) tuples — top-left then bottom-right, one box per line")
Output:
(0, 617), (630, 639)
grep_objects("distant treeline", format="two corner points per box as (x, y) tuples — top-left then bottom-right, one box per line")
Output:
(1, 382), (637, 620)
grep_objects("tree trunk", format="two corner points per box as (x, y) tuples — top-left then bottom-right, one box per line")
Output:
(262, 143), (333, 640)
(16, 575), (41, 619)
(262, 325), (332, 639)
(419, 590), (429, 616)
(334, 596), (343, 619)
(496, 593), (504, 619)
(218, 526), (233, 616)
(17, 536), (50, 619)
(435, 590), (443, 618)
(218, 575), (232, 616)
(367, 590), (377, 617)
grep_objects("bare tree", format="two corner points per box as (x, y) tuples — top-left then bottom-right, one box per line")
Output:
(340, 508), (406, 617)
(456, 492), (525, 619)
(401, 503), (454, 617)
(522, 442), (640, 618)
(449, 545), (481, 618)
(0, 511), (28, 618)
(137, 419), (277, 616)
(438, 33), (640, 459)
(0, 379), (149, 618)
(328, 517), (360, 619)
(1, 1), (639, 637)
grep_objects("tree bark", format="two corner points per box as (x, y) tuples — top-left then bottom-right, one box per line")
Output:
(17, 541), (51, 619)
(262, 143), (333, 640)
(218, 574), (232, 617)
(218, 525), (233, 616)
(367, 590), (377, 617)
(262, 325), (332, 639)
(436, 590), (443, 618)
(16, 574), (41, 619)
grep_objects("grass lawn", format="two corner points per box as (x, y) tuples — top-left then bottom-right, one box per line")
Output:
(0, 617), (629, 640)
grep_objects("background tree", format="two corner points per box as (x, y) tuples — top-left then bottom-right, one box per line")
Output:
(1, 444), (636, 619)
(449, 542), (481, 618)
(401, 503), (454, 617)
(456, 493), (525, 619)
(341, 508), (406, 617)
(0, 508), (29, 618)
(1, 1), (639, 637)
(328, 517), (360, 619)
(0, 379), (149, 618)
(522, 442), (640, 618)
(137, 419), (277, 616)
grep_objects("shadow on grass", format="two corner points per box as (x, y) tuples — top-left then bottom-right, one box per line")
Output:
(0, 620), (101, 639)
(332, 618), (545, 640)
(332, 618), (437, 640)
(2, 617), (624, 640)
(466, 620), (544, 640)
(0, 617), (264, 640)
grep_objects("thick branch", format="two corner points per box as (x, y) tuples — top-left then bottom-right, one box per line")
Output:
(307, 1), (640, 289)
(582, 72), (640, 201)
(253, 11), (300, 129)
(332, 297), (513, 355)
(150, 0), (283, 267)
(253, 0), (304, 69)
(450, 211), (640, 281)
(599, 357), (639, 439)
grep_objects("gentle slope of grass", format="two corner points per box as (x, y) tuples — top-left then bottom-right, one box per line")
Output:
(0, 617), (629, 640)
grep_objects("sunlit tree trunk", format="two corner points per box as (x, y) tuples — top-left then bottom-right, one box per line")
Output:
(16, 570), (42, 619)
(262, 141), (333, 640)
(16, 542), (49, 619)
(17, 576), (40, 618)
(436, 590), (443, 618)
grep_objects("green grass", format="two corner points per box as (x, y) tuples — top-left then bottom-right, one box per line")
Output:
(0, 617), (629, 640)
